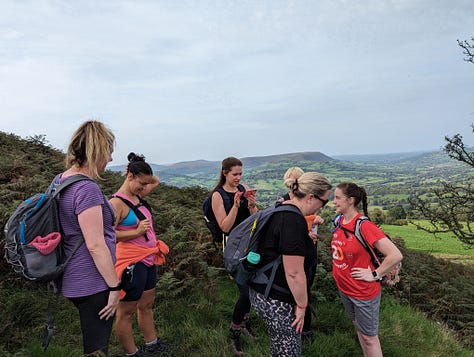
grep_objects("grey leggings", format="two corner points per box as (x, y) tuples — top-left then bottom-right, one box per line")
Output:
(249, 288), (301, 357)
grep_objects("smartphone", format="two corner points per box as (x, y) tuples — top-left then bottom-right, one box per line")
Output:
(244, 189), (257, 198)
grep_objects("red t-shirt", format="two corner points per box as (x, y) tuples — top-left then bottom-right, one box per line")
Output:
(331, 214), (385, 300)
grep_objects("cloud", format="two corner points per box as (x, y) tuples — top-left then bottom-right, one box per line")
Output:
(0, 0), (473, 164)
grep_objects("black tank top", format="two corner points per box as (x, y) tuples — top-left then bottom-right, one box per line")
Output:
(223, 189), (250, 234)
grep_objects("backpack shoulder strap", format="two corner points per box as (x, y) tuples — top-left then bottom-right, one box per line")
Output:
(137, 196), (152, 215)
(111, 195), (147, 221)
(354, 216), (380, 267)
(216, 184), (248, 215)
(329, 213), (343, 233)
(354, 216), (370, 249)
(274, 203), (304, 217)
(49, 174), (92, 197)
(217, 187), (233, 214)
(111, 194), (150, 241)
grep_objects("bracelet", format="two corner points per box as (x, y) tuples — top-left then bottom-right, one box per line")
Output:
(108, 282), (122, 291)
(296, 304), (307, 310)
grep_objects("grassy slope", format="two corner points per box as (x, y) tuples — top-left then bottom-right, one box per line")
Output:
(2, 276), (473, 357)
(1, 132), (473, 355)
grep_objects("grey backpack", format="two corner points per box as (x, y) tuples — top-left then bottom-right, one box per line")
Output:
(223, 203), (302, 297)
(4, 174), (90, 282)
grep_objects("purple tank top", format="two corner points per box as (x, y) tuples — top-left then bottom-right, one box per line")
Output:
(57, 176), (116, 298)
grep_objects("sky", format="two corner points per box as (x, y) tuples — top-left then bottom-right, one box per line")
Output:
(1, 0), (473, 165)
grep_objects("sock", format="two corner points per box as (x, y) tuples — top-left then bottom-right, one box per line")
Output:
(230, 321), (241, 329)
(126, 348), (138, 356)
(146, 338), (158, 346)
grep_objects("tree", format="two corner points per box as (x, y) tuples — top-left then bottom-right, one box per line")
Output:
(369, 208), (386, 225)
(409, 39), (474, 246)
(409, 125), (474, 245)
(458, 37), (474, 64)
(388, 204), (407, 220)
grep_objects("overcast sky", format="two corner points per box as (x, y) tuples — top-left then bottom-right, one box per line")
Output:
(1, 0), (473, 165)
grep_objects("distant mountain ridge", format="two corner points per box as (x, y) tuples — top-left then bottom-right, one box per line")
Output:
(108, 149), (456, 174)
(108, 151), (334, 174)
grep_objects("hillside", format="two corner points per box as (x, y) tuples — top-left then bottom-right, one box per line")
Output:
(108, 147), (473, 209)
(0, 131), (473, 355)
(142, 151), (472, 209)
(108, 151), (334, 174)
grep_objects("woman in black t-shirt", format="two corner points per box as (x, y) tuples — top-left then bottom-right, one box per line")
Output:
(278, 166), (322, 340)
(211, 157), (257, 356)
(249, 172), (332, 357)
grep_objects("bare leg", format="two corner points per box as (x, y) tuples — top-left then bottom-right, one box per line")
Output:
(116, 300), (139, 354)
(137, 288), (157, 343)
(356, 329), (383, 357)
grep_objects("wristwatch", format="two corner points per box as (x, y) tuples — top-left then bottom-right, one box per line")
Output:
(372, 270), (382, 281)
(108, 282), (122, 291)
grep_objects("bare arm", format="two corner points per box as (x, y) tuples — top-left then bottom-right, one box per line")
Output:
(212, 191), (241, 233)
(351, 237), (403, 281)
(140, 174), (160, 197)
(373, 237), (403, 277)
(78, 205), (120, 320)
(282, 255), (307, 333)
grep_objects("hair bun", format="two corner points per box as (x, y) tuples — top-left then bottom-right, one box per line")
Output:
(128, 152), (145, 163)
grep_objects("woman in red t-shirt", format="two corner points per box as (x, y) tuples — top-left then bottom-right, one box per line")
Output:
(331, 182), (403, 357)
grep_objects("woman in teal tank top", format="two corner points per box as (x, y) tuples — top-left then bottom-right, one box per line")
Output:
(110, 153), (167, 356)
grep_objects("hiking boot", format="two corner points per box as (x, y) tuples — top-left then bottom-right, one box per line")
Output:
(229, 326), (244, 356)
(241, 316), (257, 339)
(144, 338), (169, 356)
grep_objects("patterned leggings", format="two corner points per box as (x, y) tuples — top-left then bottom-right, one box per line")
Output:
(249, 288), (301, 357)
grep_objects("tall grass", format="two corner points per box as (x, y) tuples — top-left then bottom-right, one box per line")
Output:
(2, 275), (473, 357)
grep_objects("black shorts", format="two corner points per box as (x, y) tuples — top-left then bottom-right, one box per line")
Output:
(121, 262), (157, 302)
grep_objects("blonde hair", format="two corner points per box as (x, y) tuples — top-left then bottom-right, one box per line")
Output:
(283, 167), (304, 188)
(286, 172), (332, 199)
(66, 120), (115, 178)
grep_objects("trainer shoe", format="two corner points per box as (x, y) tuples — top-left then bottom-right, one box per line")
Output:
(144, 338), (169, 355)
(229, 326), (244, 356)
(241, 316), (257, 339)
(128, 348), (146, 357)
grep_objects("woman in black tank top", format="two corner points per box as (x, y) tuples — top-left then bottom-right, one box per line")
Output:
(210, 157), (257, 356)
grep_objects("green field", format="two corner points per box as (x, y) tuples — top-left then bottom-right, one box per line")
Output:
(381, 222), (474, 265)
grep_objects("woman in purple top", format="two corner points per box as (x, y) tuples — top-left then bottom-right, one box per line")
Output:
(58, 120), (120, 356)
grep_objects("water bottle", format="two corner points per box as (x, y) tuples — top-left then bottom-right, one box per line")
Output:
(241, 252), (261, 273)
(236, 252), (261, 285)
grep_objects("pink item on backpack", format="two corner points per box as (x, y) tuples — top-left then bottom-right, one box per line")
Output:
(28, 232), (61, 255)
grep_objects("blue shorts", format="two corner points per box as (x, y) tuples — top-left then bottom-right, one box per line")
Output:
(339, 290), (381, 336)
(121, 262), (157, 302)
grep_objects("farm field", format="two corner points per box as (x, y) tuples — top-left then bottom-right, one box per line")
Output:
(382, 222), (474, 266)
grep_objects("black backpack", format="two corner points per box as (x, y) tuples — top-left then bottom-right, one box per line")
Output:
(4, 174), (90, 282)
(202, 184), (245, 245)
